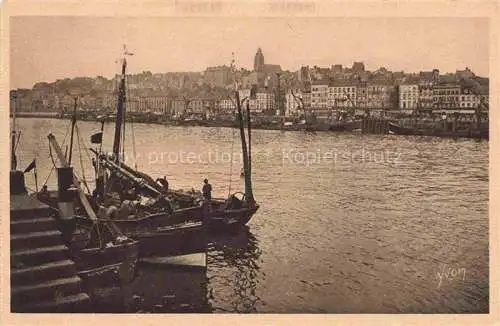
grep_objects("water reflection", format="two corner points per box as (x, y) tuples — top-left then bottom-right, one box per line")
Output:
(208, 227), (263, 313)
(87, 263), (212, 313)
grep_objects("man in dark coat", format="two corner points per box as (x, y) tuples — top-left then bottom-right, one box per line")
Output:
(202, 178), (212, 201)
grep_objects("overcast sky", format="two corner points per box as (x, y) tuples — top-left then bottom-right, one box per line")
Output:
(10, 16), (489, 89)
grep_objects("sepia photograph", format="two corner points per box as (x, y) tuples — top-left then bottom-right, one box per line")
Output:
(3, 2), (497, 322)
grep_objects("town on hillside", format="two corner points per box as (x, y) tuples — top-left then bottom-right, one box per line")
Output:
(10, 48), (489, 122)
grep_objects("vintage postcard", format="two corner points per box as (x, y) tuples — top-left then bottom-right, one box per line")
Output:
(1, 0), (498, 325)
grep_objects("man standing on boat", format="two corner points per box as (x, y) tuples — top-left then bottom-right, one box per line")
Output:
(202, 178), (212, 201)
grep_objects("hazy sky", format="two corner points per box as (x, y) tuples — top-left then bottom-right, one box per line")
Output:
(10, 16), (489, 89)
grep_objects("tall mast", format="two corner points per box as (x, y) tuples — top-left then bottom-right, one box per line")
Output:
(113, 45), (132, 161)
(246, 98), (252, 181)
(67, 97), (78, 166)
(276, 72), (281, 117)
(235, 90), (254, 204)
(232, 53), (254, 204)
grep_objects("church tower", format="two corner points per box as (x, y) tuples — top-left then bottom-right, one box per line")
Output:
(254, 47), (265, 72)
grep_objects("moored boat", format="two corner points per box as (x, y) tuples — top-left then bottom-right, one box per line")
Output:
(389, 121), (488, 140)
(88, 47), (208, 257)
(388, 122), (423, 136)
(329, 119), (362, 132)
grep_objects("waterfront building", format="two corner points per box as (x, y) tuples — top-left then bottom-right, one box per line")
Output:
(311, 84), (329, 109)
(419, 86), (434, 111)
(127, 96), (170, 114)
(398, 84), (419, 110)
(356, 83), (368, 110)
(432, 84), (461, 110)
(459, 86), (480, 110)
(171, 99), (186, 116)
(188, 99), (206, 114)
(238, 89), (251, 102)
(366, 83), (396, 109)
(328, 83), (357, 108)
(256, 91), (275, 112)
(302, 91), (312, 110)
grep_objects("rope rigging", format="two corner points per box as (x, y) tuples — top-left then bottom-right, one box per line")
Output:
(227, 121), (236, 198)
(126, 76), (138, 170)
(75, 124), (91, 194)
(130, 115), (138, 170)
(43, 123), (71, 187)
(14, 130), (22, 154)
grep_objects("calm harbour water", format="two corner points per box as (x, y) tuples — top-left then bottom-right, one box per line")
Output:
(15, 118), (489, 313)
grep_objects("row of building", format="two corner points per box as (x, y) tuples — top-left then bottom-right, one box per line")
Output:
(11, 80), (488, 119)
(282, 81), (489, 119)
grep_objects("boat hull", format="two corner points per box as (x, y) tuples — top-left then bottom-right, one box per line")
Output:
(99, 209), (207, 258)
(37, 191), (208, 258)
(388, 122), (421, 135)
(206, 200), (259, 230)
(329, 120), (361, 132)
(74, 238), (139, 286)
(389, 122), (489, 140)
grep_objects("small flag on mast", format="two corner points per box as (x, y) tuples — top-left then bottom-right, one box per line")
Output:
(23, 159), (36, 173)
(91, 132), (103, 144)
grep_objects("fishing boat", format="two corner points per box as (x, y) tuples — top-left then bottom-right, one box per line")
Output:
(388, 120), (488, 140)
(14, 93), (139, 288)
(106, 55), (259, 231)
(68, 215), (139, 285)
(88, 46), (208, 257)
(92, 154), (208, 257)
(202, 81), (260, 230)
(37, 129), (140, 285)
(388, 122), (423, 136)
(155, 68), (260, 230)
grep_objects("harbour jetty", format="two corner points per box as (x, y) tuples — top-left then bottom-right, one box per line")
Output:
(10, 171), (90, 312)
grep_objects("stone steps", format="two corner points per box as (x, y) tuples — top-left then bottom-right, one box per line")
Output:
(12, 245), (70, 267)
(11, 217), (58, 234)
(11, 206), (53, 221)
(11, 259), (77, 286)
(10, 178), (89, 312)
(11, 230), (63, 250)
(11, 276), (83, 307)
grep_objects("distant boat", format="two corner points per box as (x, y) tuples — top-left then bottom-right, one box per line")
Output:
(388, 121), (488, 140)
(329, 120), (362, 132)
(388, 122), (422, 136)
